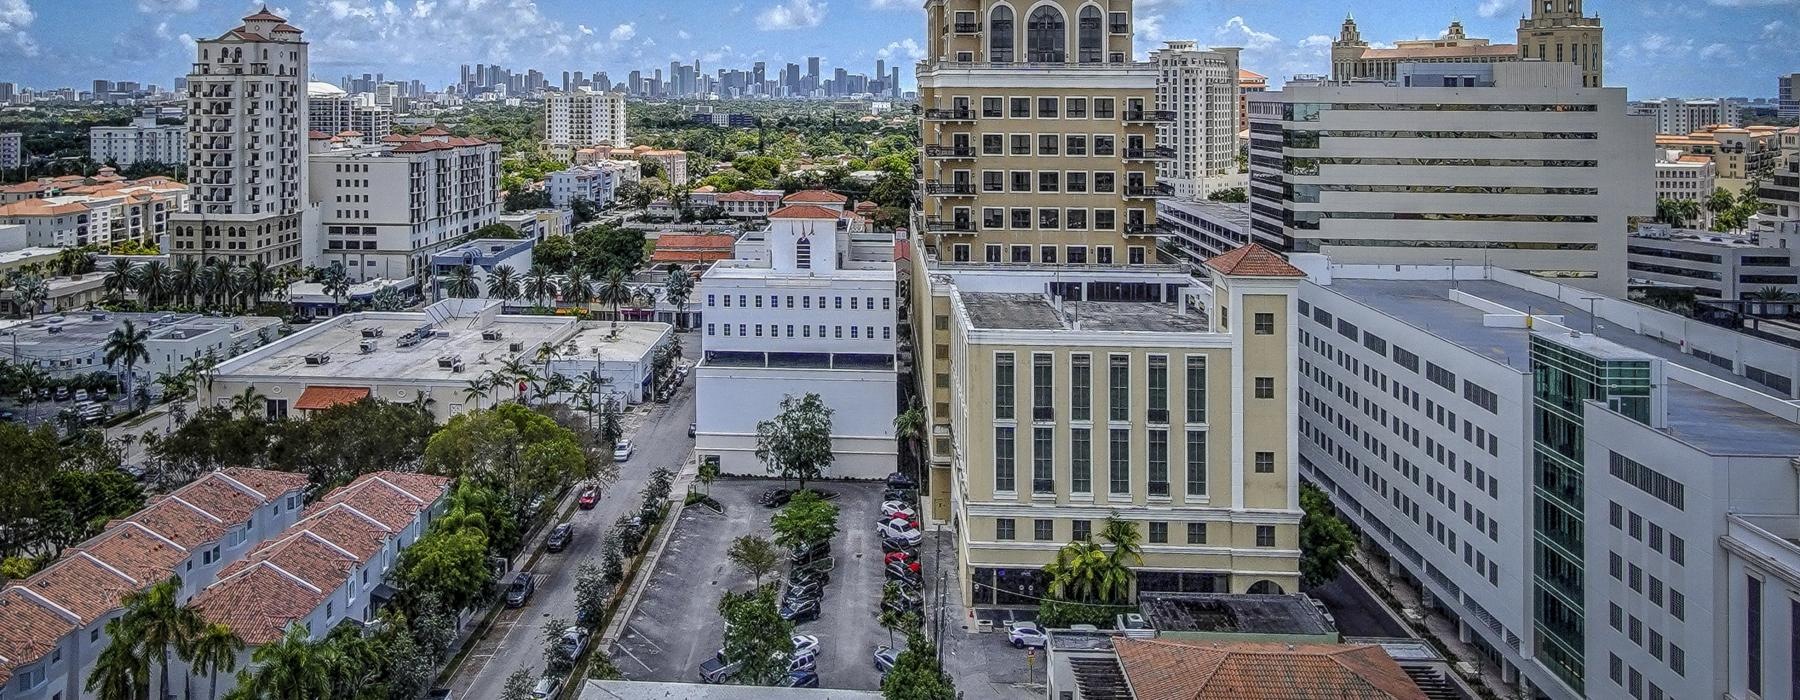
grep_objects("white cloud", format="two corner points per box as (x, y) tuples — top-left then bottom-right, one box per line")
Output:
(866, 0), (914, 8)
(136, 0), (200, 11)
(1761, 19), (1788, 39)
(1705, 0), (1796, 5)
(1476, 0), (1517, 18)
(297, 0), (577, 71)
(0, 0), (38, 57)
(756, 0), (825, 30)
(1215, 16), (1279, 51)
(609, 22), (635, 42)
(677, 29), (691, 40)
(875, 37), (922, 61)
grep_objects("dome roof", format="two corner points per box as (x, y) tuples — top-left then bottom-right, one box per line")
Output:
(307, 81), (347, 98)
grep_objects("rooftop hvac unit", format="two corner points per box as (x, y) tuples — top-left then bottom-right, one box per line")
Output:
(433, 329), (450, 338)
(46, 325), (61, 334)
(509, 342), (524, 353)
(482, 330), (504, 341)
(304, 352), (332, 366)
(91, 312), (108, 321)
(452, 358), (465, 372)
(437, 355), (459, 369)
(359, 340), (377, 354)
(361, 327), (385, 338)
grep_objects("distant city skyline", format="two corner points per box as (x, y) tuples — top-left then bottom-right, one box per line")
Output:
(0, 0), (1795, 98)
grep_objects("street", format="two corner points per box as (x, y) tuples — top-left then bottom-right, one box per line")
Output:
(445, 346), (698, 697)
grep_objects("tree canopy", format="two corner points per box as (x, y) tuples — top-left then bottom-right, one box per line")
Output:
(754, 393), (836, 491)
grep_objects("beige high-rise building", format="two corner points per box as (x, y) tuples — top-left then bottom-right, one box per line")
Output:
(168, 6), (310, 270)
(1517, 0), (1603, 88)
(917, 0), (1168, 264)
(545, 88), (628, 161)
(1151, 41), (1241, 201)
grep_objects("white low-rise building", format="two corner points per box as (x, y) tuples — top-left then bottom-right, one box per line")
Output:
(545, 161), (638, 208)
(695, 205), (899, 479)
(499, 208), (574, 240)
(89, 115), (186, 167)
(1627, 223), (1800, 300)
(0, 310), (281, 383)
(1655, 148), (1715, 228)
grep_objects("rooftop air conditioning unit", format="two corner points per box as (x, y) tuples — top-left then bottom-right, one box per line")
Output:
(437, 355), (455, 369)
(46, 325), (61, 334)
(361, 327), (384, 338)
(452, 358), (465, 372)
(509, 342), (524, 353)
(482, 330), (504, 341)
(91, 313), (108, 321)
(305, 352), (331, 365)
(359, 340), (377, 354)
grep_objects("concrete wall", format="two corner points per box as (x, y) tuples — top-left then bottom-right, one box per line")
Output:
(695, 365), (897, 480)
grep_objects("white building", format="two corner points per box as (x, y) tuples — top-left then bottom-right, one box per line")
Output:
(640, 150), (690, 187)
(428, 237), (536, 302)
(716, 189), (786, 219)
(545, 161), (638, 208)
(307, 81), (393, 141)
(1654, 148), (1714, 225)
(1294, 258), (1800, 700)
(1247, 62), (1653, 296)
(1640, 97), (1739, 135)
(544, 88), (628, 160)
(168, 6), (311, 271)
(499, 208), (574, 240)
(0, 175), (187, 248)
(0, 468), (310, 700)
(1627, 223), (1800, 300)
(89, 115), (186, 167)
(695, 205), (899, 479)
(1156, 199), (1250, 269)
(0, 310), (281, 383)
(0, 131), (20, 169)
(307, 128), (502, 282)
(1150, 41), (1242, 200)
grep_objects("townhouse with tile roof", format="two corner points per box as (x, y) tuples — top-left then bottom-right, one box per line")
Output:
(187, 471), (451, 699)
(0, 468), (309, 700)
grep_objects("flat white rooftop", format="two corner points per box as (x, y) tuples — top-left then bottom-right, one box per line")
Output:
(216, 307), (576, 383)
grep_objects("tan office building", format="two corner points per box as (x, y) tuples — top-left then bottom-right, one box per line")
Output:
(916, 0), (1169, 265)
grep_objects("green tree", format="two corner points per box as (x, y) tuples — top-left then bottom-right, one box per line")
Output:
(102, 257), (138, 304)
(717, 587), (794, 686)
(1655, 197), (1703, 228)
(523, 264), (559, 309)
(534, 234), (576, 274)
(1299, 482), (1357, 587)
(1207, 187), (1248, 203)
(892, 401), (924, 484)
(320, 263), (351, 308)
(87, 619), (149, 700)
(754, 393), (836, 491)
(571, 197), (601, 225)
(498, 667), (536, 700)
(397, 526), (490, 613)
(542, 616), (576, 674)
(234, 625), (330, 700)
(442, 264), (481, 299)
(575, 224), (647, 277)
(40, 468), (145, 553)
(229, 385), (266, 420)
(574, 562), (611, 628)
(485, 264), (522, 304)
(424, 403), (586, 499)
(268, 398), (437, 489)
(663, 267), (693, 329)
(597, 268), (634, 325)
(103, 319), (151, 399)
(107, 576), (202, 700)
(726, 535), (779, 586)
(880, 633), (956, 700)
(770, 490), (839, 549)
(189, 622), (244, 700)
(472, 222), (524, 240)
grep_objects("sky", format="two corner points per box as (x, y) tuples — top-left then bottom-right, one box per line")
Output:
(0, 0), (1794, 99)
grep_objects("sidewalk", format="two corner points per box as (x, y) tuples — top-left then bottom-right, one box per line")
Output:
(1346, 546), (1519, 699)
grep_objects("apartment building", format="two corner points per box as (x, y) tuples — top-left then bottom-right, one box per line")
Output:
(916, 0), (1168, 263)
(0, 469), (310, 700)
(190, 472), (451, 698)
(545, 161), (638, 208)
(1238, 69), (1266, 138)
(1761, 151), (1799, 221)
(544, 88), (628, 160)
(0, 175), (187, 247)
(639, 149), (689, 187)
(307, 127), (502, 282)
(1781, 72), (1799, 120)
(1639, 97), (1738, 135)
(0, 132), (20, 170)
(926, 244), (1304, 603)
(1654, 148), (1714, 219)
(1295, 259), (1800, 699)
(307, 81), (392, 141)
(1655, 124), (1786, 190)
(694, 205), (899, 479)
(1627, 223), (1800, 300)
(1150, 41), (1241, 200)
(716, 189), (786, 219)
(1246, 62), (1652, 296)
(89, 115), (186, 167)
(168, 7), (310, 271)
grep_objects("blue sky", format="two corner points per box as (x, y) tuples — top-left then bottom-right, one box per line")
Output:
(0, 0), (1794, 98)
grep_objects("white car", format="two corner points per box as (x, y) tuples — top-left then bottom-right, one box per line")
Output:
(1006, 621), (1047, 649)
(791, 634), (821, 659)
(529, 676), (562, 699)
(559, 626), (592, 659)
(876, 519), (922, 545)
(612, 440), (634, 462)
(880, 501), (918, 520)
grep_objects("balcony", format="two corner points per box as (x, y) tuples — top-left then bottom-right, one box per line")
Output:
(953, 22), (981, 33)
(1122, 146), (1177, 161)
(1122, 109), (1178, 123)
(923, 181), (977, 197)
(1123, 183), (1174, 199)
(922, 217), (978, 233)
(923, 107), (977, 122)
(924, 145), (977, 159)
(1123, 222), (1170, 236)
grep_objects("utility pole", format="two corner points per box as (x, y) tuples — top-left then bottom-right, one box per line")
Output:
(1445, 257), (1462, 290)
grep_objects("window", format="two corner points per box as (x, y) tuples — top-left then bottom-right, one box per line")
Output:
(1034, 519), (1054, 541)
(1254, 377), (1275, 399)
(1109, 355), (1130, 421)
(1077, 6), (1103, 62)
(1012, 208), (1032, 229)
(1254, 312), (1275, 335)
(1186, 356), (1207, 423)
(985, 170), (1005, 192)
(1147, 355), (1168, 420)
(1109, 428), (1131, 494)
(1255, 525), (1276, 547)
(982, 96), (1003, 118)
(1073, 519), (1091, 541)
(1425, 362), (1456, 391)
(1186, 430), (1207, 496)
(1010, 135), (1031, 156)
(1013, 245), (1032, 262)
(1187, 522), (1207, 544)
(1147, 430), (1169, 495)
(1038, 97), (1058, 118)
(1010, 97), (1030, 117)
(1748, 574), (1763, 695)
(989, 6), (1015, 62)
(1025, 6), (1066, 62)
(994, 353), (1015, 420)
(1254, 451), (1275, 473)
(1071, 428), (1092, 493)
(1094, 98), (1114, 119)
(1463, 381), (1498, 414)
(996, 518), (1016, 540)
(994, 427), (1016, 492)
(1038, 170), (1059, 191)
(1148, 522), (1168, 543)
(1032, 428), (1054, 494)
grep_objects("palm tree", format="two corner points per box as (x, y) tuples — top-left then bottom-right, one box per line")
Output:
(321, 262), (351, 309)
(229, 385), (266, 420)
(562, 268), (594, 312)
(135, 259), (170, 308)
(104, 320), (152, 399)
(242, 260), (274, 310)
(11, 274), (48, 318)
(598, 269), (633, 327)
(172, 258), (202, 307)
(664, 266), (693, 329)
(189, 623), (244, 700)
(1099, 516), (1143, 602)
(523, 264), (558, 310)
(893, 400), (925, 483)
(197, 261), (228, 309)
(235, 625), (329, 700)
(462, 377), (490, 410)
(117, 576), (202, 700)
(103, 258), (138, 304)
(499, 356), (538, 403)
(1042, 539), (1109, 604)
(442, 264), (480, 299)
(486, 264), (522, 306)
(86, 618), (149, 700)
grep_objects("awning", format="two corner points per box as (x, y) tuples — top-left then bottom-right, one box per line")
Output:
(294, 386), (371, 411)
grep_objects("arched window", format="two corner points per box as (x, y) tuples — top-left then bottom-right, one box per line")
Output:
(795, 236), (812, 269)
(1077, 6), (1103, 63)
(989, 6), (1015, 63)
(1027, 6), (1066, 63)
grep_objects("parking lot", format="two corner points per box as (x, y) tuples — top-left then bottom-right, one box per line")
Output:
(920, 530), (1043, 700)
(615, 478), (892, 690)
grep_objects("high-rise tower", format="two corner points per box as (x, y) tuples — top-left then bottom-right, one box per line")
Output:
(1518, 0), (1604, 87)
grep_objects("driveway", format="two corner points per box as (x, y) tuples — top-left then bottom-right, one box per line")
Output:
(615, 479), (892, 690)
(445, 345), (698, 697)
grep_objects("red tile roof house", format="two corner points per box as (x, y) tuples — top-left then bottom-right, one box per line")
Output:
(0, 468), (309, 700)
(187, 471), (451, 699)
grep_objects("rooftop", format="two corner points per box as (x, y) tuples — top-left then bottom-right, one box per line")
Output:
(1111, 639), (1429, 700)
(213, 302), (577, 384)
(1139, 594), (1338, 637)
(554, 322), (672, 364)
(960, 293), (1210, 334)
(579, 680), (881, 699)
(0, 312), (278, 361)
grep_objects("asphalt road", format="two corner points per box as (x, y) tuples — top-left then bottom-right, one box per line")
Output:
(446, 356), (698, 697)
(1308, 567), (1410, 638)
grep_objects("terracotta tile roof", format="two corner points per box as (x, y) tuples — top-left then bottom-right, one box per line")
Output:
(770, 204), (844, 220)
(310, 480), (422, 530)
(341, 471), (451, 505)
(172, 478), (262, 524)
(243, 6), (286, 22)
(651, 234), (738, 264)
(0, 588), (78, 670)
(1358, 43), (1517, 60)
(1239, 68), (1267, 82)
(294, 385), (371, 411)
(190, 564), (323, 645)
(76, 522), (188, 584)
(1114, 639), (1429, 700)
(1205, 243), (1306, 277)
(124, 496), (229, 550)
(15, 555), (138, 625)
(783, 189), (848, 203)
(218, 468), (309, 501)
(717, 191), (782, 202)
(230, 533), (358, 592)
(285, 506), (390, 561)
(0, 199), (90, 217)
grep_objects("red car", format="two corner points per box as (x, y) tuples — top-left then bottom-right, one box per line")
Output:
(884, 551), (911, 567)
(577, 488), (599, 509)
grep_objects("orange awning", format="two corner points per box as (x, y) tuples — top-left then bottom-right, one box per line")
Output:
(294, 386), (371, 411)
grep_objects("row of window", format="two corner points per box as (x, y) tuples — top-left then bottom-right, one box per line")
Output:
(995, 353), (1216, 424)
(706, 293), (892, 311)
(992, 517), (1275, 548)
(992, 425), (1214, 497)
(959, 95), (1124, 119)
(978, 170), (1134, 192)
(949, 242), (1146, 266)
(707, 323), (891, 340)
(973, 134), (1130, 157)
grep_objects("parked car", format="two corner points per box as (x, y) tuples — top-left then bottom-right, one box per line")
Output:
(93, 387), (107, 401)
(558, 626), (591, 659)
(779, 669), (820, 688)
(688, 422), (696, 437)
(885, 471), (918, 491)
(789, 540), (830, 564)
(880, 537), (917, 555)
(612, 440), (634, 462)
(883, 551), (915, 567)
(425, 689), (454, 700)
(792, 556), (834, 579)
(787, 652), (817, 673)
(884, 559), (922, 580)
(883, 589), (922, 615)
(73, 389), (89, 402)
(785, 577), (824, 600)
(505, 572), (535, 607)
(876, 520), (922, 546)
(873, 645), (899, 674)
(886, 569), (921, 589)
(698, 651), (741, 684)
(789, 568), (830, 588)
(778, 596), (821, 622)
(1006, 621), (1047, 649)
(882, 488), (914, 504)
(577, 488), (599, 509)
(53, 386), (69, 401)
(529, 676), (561, 699)
(546, 523), (573, 553)
(791, 634), (821, 659)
